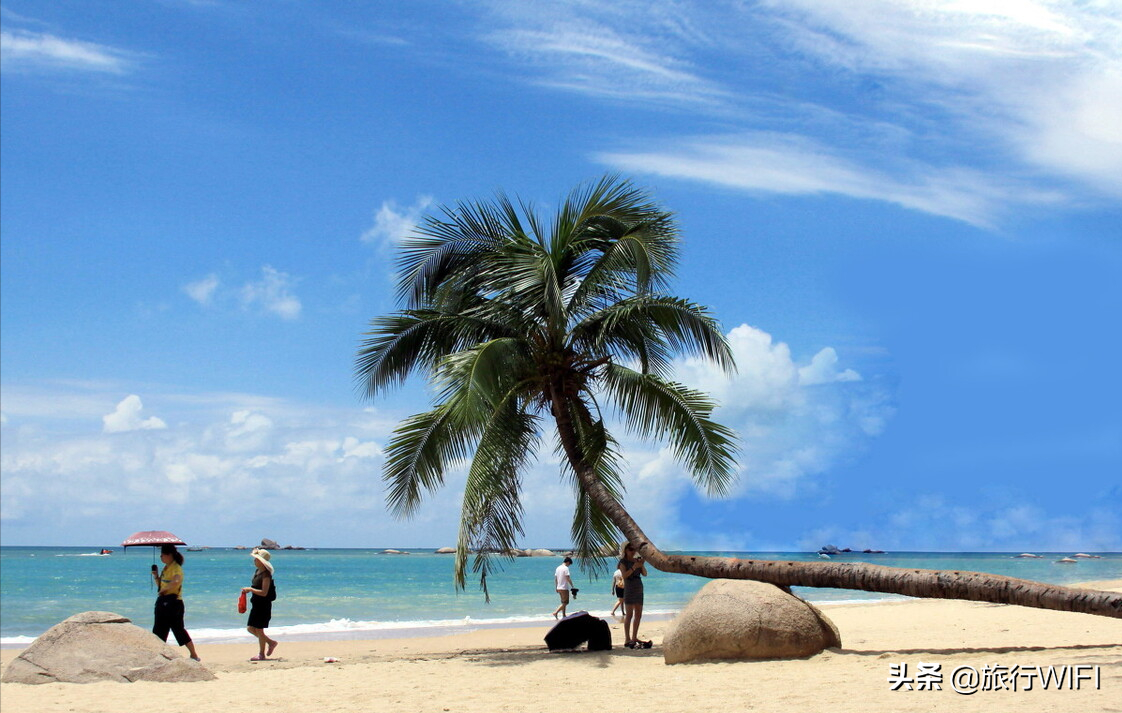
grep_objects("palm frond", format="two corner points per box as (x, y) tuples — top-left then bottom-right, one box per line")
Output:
(563, 177), (680, 315)
(432, 338), (536, 421)
(570, 487), (619, 576)
(603, 364), (739, 496)
(397, 201), (513, 308)
(571, 295), (735, 376)
(382, 404), (475, 518)
(355, 310), (517, 398)
(453, 398), (541, 599)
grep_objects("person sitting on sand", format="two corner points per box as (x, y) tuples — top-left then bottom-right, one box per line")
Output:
(552, 556), (574, 619)
(610, 567), (626, 617)
(241, 548), (278, 661)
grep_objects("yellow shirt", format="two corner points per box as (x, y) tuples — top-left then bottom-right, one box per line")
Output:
(160, 562), (184, 599)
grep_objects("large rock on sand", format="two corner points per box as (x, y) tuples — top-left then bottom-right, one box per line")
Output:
(2, 611), (215, 684)
(662, 580), (841, 664)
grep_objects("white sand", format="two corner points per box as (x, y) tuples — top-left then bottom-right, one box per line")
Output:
(3, 580), (1119, 713)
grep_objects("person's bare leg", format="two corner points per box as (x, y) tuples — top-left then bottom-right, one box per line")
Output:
(552, 591), (568, 619)
(628, 604), (644, 644)
(248, 626), (268, 658)
(185, 640), (200, 661)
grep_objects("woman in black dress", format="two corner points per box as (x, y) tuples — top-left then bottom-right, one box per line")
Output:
(619, 542), (650, 648)
(241, 548), (278, 661)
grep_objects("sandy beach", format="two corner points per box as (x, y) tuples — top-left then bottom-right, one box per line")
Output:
(3, 580), (1119, 713)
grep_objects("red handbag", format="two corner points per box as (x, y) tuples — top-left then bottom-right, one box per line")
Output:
(237, 590), (247, 614)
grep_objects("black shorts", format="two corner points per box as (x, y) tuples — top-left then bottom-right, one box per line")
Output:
(614, 586), (625, 598)
(247, 599), (272, 629)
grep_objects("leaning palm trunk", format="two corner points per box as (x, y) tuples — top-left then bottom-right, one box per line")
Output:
(552, 410), (1122, 619)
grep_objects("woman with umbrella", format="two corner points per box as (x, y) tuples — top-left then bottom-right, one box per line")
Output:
(152, 543), (201, 661)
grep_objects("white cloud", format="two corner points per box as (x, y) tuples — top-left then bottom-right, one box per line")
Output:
(361, 196), (434, 247)
(545, 323), (891, 549)
(1, 321), (889, 549)
(671, 324), (891, 499)
(767, 0), (1122, 198)
(342, 436), (382, 459)
(480, 1), (1120, 222)
(223, 410), (274, 451)
(599, 133), (1061, 227)
(799, 347), (862, 386)
(478, 1), (728, 108)
(240, 266), (301, 320)
(102, 395), (167, 433)
(1, 386), (411, 545)
(1020, 67), (1122, 193)
(183, 274), (220, 305)
(1, 29), (132, 74)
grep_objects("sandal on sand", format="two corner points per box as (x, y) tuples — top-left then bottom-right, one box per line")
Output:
(249, 654), (267, 661)
(640, 640), (653, 649)
(624, 642), (637, 649)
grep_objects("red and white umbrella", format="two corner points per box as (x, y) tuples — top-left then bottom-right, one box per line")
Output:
(122, 530), (187, 587)
(121, 530), (186, 549)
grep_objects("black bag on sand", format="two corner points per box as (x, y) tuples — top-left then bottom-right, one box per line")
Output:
(545, 611), (612, 652)
(586, 617), (612, 651)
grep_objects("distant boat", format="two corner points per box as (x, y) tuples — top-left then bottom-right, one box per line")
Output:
(819, 553), (831, 559)
(1055, 557), (1078, 564)
(1014, 553), (1043, 558)
(1072, 553), (1102, 559)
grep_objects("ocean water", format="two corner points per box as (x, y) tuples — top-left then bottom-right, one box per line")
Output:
(2, 547), (1118, 646)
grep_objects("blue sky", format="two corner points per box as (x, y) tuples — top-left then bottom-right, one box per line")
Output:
(2, 1), (1119, 551)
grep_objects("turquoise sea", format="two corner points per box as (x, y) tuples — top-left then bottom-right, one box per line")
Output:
(2, 547), (1119, 646)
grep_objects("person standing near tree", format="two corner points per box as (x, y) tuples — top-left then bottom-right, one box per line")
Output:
(619, 543), (650, 648)
(552, 557), (574, 619)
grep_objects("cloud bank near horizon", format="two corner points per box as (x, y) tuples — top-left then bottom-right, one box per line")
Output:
(2, 318), (1115, 551)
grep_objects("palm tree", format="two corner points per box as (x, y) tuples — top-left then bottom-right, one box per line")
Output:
(356, 175), (1120, 618)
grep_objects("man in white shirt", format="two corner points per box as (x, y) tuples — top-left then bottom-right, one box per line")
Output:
(552, 557), (574, 619)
